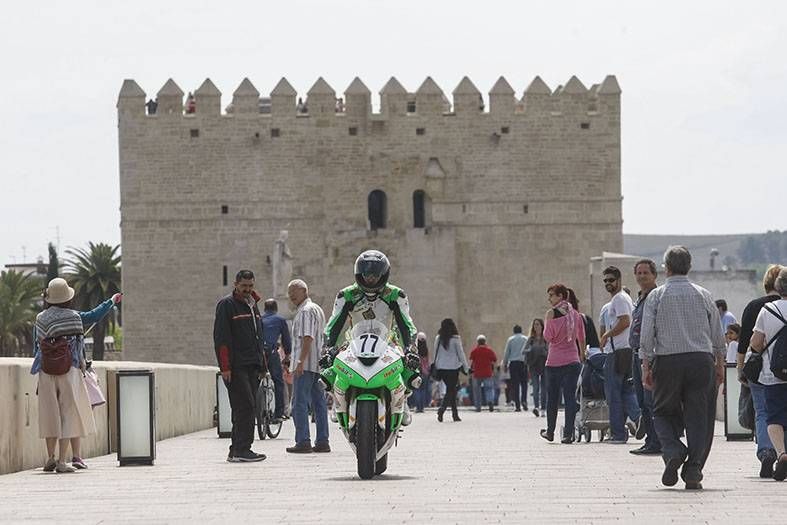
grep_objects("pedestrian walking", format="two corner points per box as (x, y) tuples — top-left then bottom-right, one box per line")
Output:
(261, 298), (291, 423)
(629, 259), (662, 456)
(432, 318), (469, 422)
(749, 266), (787, 481)
(599, 266), (642, 444)
(213, 270), (267, 463)
(736, 264), (783, 478)
(503, 325), (529, 411)
(640, 246), (726, 490)
(286, 279), (330, 453)
(414, 332), (431, 413)
(540, 283), (586, 444)
(525, 319), (548, 417)
(470, 335), (497, 412)
(717, 299), (738, 332)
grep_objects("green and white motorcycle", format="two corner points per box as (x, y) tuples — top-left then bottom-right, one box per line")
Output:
(320, 322), (420, 479)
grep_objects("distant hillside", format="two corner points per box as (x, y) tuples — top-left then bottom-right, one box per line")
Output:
(624, 231), (785, 272)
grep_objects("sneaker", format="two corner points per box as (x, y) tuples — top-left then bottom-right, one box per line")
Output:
(532, 408), (540, 417)
(55, 461), (76, 473)
(661, 457), (683, 487)
(634, 415), (647, 440)
(286, 442), (314, 454)
(626, 418), (637, 437)
(774, 453), (787, 482)
(229, 450), (266, 462)
(540, 429), (554, 442)
(43, 457), (56, 472)
(71, 457), (88, 469)
(312, 442), (331, 453)
(760, 449), (777, 479)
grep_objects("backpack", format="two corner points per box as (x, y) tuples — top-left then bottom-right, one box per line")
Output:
(40, 336), (72, 375)
(763, 304), (787, 381)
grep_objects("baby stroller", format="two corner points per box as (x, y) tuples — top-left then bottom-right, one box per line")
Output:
(574, 352), (610, 442)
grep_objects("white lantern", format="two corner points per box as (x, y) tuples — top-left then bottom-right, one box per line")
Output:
(116, 369), (156, 465)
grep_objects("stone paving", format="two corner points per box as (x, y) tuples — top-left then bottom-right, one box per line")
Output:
(2, 408), (786, 524)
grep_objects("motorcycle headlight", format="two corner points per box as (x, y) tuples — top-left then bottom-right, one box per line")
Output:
(359, 356), (379, 366)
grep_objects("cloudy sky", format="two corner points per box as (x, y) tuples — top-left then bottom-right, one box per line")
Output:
(1, 0), (785, 267)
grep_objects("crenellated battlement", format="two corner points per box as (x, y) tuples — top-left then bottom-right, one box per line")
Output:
(117, 75), (620, 120)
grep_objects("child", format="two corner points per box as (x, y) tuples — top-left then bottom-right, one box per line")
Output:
(725, 323), (741, 364)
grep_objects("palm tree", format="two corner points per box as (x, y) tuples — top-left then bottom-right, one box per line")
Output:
(0, 270), (42, 356)
(64, 243), (121, 361)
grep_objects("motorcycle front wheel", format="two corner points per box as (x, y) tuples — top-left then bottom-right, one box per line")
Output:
(356, 399), (377, 480)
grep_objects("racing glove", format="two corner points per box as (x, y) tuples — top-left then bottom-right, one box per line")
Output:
(404, 350), (420, 372)
(319, 346), (338, 370)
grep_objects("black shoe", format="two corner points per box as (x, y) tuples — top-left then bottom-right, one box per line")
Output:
(286, 442), (313, 454)
(774, 453), (787, 481)
(437, 411), (444, 422)
(312, 442), (331, 453)
(229, 449), (266, 462)
(662, 457), (683, 487)
(532, 408), (540, 417)
(680, 465), (703, 490)
(452, 414), (462, 422)
(631, 445), (662, 456)
(488, 405), (494, 412)
(514, 408), (522, 412)
(760, 450), (777, 478)
(561, 435), (575, 444)
(540, 429), (554, 442)
(523, 405), (528, 411)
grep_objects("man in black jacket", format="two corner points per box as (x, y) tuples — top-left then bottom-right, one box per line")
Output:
(213, 269), (266, 463)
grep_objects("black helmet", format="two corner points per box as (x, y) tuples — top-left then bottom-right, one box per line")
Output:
(354, 250), (390, 296)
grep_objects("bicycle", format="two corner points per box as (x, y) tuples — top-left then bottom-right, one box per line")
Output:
(256, 371), (283, 439)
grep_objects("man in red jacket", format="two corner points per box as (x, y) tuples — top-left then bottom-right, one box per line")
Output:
(470, 335), (498, 412)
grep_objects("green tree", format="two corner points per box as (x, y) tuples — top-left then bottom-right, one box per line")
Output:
(46, 242), (59, 282)
(0, 270), (42, 357)
(64, 243), (121, 361)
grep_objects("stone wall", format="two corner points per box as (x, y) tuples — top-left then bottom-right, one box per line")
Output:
(118, 74), (623, 362)
(0, 359), (216, 475)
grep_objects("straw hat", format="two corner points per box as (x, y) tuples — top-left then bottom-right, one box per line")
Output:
(45, 278), (75, 305)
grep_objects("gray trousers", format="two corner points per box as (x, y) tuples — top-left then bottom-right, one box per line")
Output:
(652, 352), (716, 472)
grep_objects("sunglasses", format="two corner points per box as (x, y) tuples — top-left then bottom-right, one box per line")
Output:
(603, 278), (617, 284)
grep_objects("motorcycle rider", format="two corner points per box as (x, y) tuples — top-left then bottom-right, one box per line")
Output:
(320, 250), (421, 425)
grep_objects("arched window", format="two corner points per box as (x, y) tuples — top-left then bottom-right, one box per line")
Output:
(368, 190), (387, 230)
(413, 190), (426, 228)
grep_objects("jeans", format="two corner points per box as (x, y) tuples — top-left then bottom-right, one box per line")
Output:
(415, 374), (430, 411)
(632, 353), (661, 450)
(530, 368), (546, 410)
(545, 362), (581, 438)
(264, 347), (286, 418)
(292, 371), (329, 446)
(472, 377), (495, 410)
(652, 352), (716, 472)
(749, 382), (775, 459)
(509, 361), (528, 410)
(603, 349), (642, 441)
(227, 365), (259, 454)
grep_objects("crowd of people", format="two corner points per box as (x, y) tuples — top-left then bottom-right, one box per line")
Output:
(29, 247), (787, 489)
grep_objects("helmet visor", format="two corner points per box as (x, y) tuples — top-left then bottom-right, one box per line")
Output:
(356, 258), (387, 289)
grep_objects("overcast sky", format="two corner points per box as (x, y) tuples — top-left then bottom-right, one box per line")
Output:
(1, 0), (785, 267)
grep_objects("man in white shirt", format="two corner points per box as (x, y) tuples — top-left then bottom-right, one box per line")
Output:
(599, 266), (641, 443)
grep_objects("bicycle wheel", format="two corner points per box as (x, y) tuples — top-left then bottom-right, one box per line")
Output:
(256, 382), (267, 440)
(265, 381), (282, 438)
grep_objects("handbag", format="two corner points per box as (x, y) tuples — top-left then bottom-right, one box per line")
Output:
(738, 384), (755, 430)
(40, 336), (72, 375)
(429, 342), (443, 380)
(84, 366), (106, 407)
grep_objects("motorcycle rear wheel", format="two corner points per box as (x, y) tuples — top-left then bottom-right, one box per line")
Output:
(356, 400), (377, 480)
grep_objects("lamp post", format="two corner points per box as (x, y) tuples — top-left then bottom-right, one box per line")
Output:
(724, 363), (754, 441)
(116, 369), (156, 465)
(216, 372), (232, 438)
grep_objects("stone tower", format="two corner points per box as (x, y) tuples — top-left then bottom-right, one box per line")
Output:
(117, 74), (623, 364)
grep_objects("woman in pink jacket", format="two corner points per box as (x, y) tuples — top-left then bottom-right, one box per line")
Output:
(540, 283), (586, 444)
